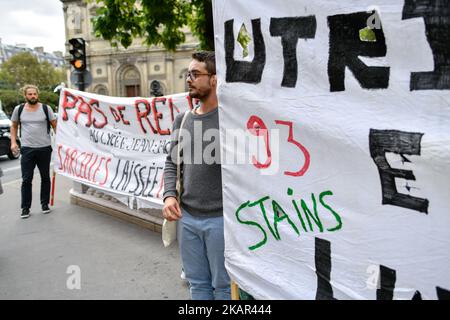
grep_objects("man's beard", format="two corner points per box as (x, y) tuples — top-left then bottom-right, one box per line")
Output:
(189, 87), (210, 100)
(26, 98), (38, 105)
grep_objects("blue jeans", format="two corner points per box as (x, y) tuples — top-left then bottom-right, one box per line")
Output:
(179, 208), (231, 300)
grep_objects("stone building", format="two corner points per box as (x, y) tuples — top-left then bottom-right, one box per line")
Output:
(0, 38), (64, 68)
(61, 0), (198, 96)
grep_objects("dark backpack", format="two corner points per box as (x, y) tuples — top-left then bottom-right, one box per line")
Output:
(18, 103), (51, 137)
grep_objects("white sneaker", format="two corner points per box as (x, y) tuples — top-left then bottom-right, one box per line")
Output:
(180, 269), (186, 280)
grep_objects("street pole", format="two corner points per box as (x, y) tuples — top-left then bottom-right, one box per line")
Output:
(78, 71), (85, 92)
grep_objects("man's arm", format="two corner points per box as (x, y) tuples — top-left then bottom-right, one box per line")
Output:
(162, 114), (184, 221)
(50, 119), (57, 131)
(163, 114), (184, 201)
(163, 158), (182, 221)
(47, 105), (57, 131)
(10, 121), (19, 153)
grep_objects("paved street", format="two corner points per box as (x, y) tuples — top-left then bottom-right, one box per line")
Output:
(0, 158), (190, 299)
(0, 155), (21, 184)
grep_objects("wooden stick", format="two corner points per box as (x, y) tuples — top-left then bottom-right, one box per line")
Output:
(50, 170), (56, 206)
(231, 281), (240, 300)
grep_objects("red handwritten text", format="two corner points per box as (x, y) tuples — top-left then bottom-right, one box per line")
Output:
(57, 144), (111, 186)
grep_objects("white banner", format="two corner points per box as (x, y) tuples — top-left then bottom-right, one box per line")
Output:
(214, 0), (450, 299)
(54, 88), (197, 208)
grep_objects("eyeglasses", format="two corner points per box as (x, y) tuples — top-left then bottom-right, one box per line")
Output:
(186, 71), (214, 81)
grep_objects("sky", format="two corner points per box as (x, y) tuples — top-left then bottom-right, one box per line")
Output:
(0, 0), (66, 53)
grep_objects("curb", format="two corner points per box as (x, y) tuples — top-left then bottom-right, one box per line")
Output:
(70, 188), (163, 233)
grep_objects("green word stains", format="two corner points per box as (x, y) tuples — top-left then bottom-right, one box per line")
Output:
(235, 188), (343, 251)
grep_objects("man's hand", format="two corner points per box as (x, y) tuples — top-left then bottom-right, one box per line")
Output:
(163, 196), (182, 221)
(10, 142), (19, 155)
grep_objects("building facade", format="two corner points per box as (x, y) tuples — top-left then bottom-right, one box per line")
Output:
(61, 0), (198, 97)
(0, 38), (64, 68)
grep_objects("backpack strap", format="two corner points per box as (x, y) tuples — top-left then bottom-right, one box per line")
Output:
(17, 103), (25, 138)
(42, 104), (51, 134)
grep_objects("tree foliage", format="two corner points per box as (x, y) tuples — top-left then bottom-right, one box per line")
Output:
(0, 52), (65, 92)
(91, 0), (214, 51)
(0, 52), (63, 115)
(0, 89), (59, 116)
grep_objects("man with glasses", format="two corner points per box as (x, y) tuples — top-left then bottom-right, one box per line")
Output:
(163, 51), (231, 300)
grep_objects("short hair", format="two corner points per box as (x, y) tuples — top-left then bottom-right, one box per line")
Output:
(192, 51), (216, 75)
(22, 84), (40, 96)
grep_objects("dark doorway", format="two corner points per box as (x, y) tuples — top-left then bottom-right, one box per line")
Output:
(126, 85), (140, 97)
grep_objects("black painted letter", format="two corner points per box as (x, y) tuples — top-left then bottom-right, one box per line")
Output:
(315, 237), (335, 300)
(369, 129), (429, 213)
(270, 16), (317, 87)
(377, 265), (396, 300)
(328, 11), (390, 92)
(403, 0), (450, 90)
(436, 286), (450, 300)
(225, 19), (266, 84)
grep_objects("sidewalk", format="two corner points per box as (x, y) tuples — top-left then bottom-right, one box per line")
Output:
(0, 174), (189, 299)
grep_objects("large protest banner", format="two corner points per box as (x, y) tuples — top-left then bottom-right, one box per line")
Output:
(214, 0), (450, 299)
(54, 88), (196, 208)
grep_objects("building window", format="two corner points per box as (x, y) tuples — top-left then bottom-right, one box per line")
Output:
(94, 85), (108, 96)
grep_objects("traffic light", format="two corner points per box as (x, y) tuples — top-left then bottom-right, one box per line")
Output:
(69, 38), (86, 70)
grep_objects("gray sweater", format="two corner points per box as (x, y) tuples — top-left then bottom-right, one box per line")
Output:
(163, 107), (223, 217)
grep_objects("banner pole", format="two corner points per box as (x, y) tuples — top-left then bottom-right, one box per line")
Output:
(231, 281), (240, 300)
(50, 170), (56, 206)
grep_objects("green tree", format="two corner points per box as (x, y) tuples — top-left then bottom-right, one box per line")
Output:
(39, 61), (66, 92)
(0, 52), (41, 88)
(91, 0), (214, 51)
(0, 89), (22, 115)
(0, 89), (59, 116)
(0, 52), (65, 91)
